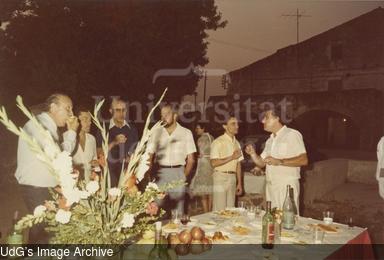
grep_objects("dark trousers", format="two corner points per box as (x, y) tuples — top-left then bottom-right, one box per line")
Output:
(109, 162), (123, 187)
(19, 185), (51, 244)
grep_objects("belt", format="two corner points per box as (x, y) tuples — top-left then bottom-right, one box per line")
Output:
(159, 165), (183, 168)
(215, 170), (236, 174)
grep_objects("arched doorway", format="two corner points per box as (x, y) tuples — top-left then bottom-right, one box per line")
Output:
(291, 110), (360, 150)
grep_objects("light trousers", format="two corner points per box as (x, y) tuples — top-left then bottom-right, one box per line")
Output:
(212, 172), (236, 211)
(156, 167), (186, 216)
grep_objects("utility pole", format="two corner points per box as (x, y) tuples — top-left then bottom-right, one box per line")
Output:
(282, 8), (311, 44)
(282, 9), (311, 68)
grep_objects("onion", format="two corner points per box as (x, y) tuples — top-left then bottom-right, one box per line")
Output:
(190, 240), (204, 255)
(201, 237), (212, 251)
(190, 226), (205, 241)
(191, 239), (202, 244)
(167, 233), (181, 248)
(175, 243), (190, 256)
(178, 230), (192, 244)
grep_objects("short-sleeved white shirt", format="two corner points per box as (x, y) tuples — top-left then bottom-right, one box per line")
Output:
(147, 123), (196, 166)
(261, 125), (306, 182)
(210, 133), (244, 172)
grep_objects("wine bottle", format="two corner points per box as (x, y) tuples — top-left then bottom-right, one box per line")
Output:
(6, 211), (23, 245)
(289, 187), (298, 221)
(282, 185), (295, 230)
(148, 222), (170, 260)
(262, 201), (274, 249)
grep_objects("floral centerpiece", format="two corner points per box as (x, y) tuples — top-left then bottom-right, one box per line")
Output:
(0, 88), (181, 244)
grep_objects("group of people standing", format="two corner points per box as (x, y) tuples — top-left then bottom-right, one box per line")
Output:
(146, 104), (308, 217)
(190, 108), (308, 214)
(15, 93), (309, 243)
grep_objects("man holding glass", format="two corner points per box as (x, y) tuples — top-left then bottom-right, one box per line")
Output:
(245, 107), (308, 212)
(96, 98), (138, 187)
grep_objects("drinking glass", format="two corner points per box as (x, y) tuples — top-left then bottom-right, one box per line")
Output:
(171, 210), (180, 224)
(322, 211), (334, 225)
(255, 206), (262, 217)
(312, 227), (325, 244)
(346, 217), (353, 229)
(247, 206), (256, 218)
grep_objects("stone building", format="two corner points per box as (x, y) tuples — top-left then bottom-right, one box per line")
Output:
(213, 7), (384, 150)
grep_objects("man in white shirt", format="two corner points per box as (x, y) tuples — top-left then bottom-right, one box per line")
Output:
(15, 94), (78, 243)
(376, 137), (384, 199)
(147, 104), (196, 215)
(245, 108), (308, 212)
(210, 116), (244, 211)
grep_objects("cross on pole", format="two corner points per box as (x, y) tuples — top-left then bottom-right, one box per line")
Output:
(282, 8), (311, 44)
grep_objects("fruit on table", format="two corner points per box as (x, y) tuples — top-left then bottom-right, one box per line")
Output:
(190, 239), (204, 255)
(178, 229), (192, 244)
(190, 226), (205, 241)
(167, 232), (181, 248)
(175, 243), (190, 256)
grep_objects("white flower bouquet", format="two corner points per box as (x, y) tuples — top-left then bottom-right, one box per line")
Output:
(0, 88), (182, 244)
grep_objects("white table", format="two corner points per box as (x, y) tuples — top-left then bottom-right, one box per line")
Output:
(166, 210), (373, 259)
(127, 210), (373, 259)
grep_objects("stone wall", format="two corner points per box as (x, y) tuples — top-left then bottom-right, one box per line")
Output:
(303, 158), (378, 205)
(303, 159), (349, 205)
(347, 160), (377, 185)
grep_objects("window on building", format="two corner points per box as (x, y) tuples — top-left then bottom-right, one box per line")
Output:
(328, 79), (343, 91)
(331, 43), (343, 61)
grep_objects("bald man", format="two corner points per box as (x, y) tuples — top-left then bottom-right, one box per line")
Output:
(15, 93), (79, 243)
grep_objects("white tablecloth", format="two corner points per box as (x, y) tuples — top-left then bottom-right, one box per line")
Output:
(243, 172), (265, 194)
(165, 210), (369, 259)
(125, 209), (371, 259)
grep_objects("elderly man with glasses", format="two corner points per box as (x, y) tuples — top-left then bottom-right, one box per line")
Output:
(96, 98), (138, 187)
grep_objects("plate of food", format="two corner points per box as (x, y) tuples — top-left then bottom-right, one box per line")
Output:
(200, 221), (217, 229)
(232, 226), (251, 235)
(214, 210), (241, 218)
(308, 223), (339, 233)
(162, 222), (180, 233)
(206, 231), (231, 244)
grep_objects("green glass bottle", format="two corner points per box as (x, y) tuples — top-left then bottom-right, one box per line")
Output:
(282, 185), (295, 230)
(261, 201), (274, 249)
(148, 222), (170, 260)
(6, 211), (23, 245)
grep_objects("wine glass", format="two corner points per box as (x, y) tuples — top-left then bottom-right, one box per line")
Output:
(171, 209), (180, 224)
(180, 214), (190, 225)
(255, 206), (262, 217)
